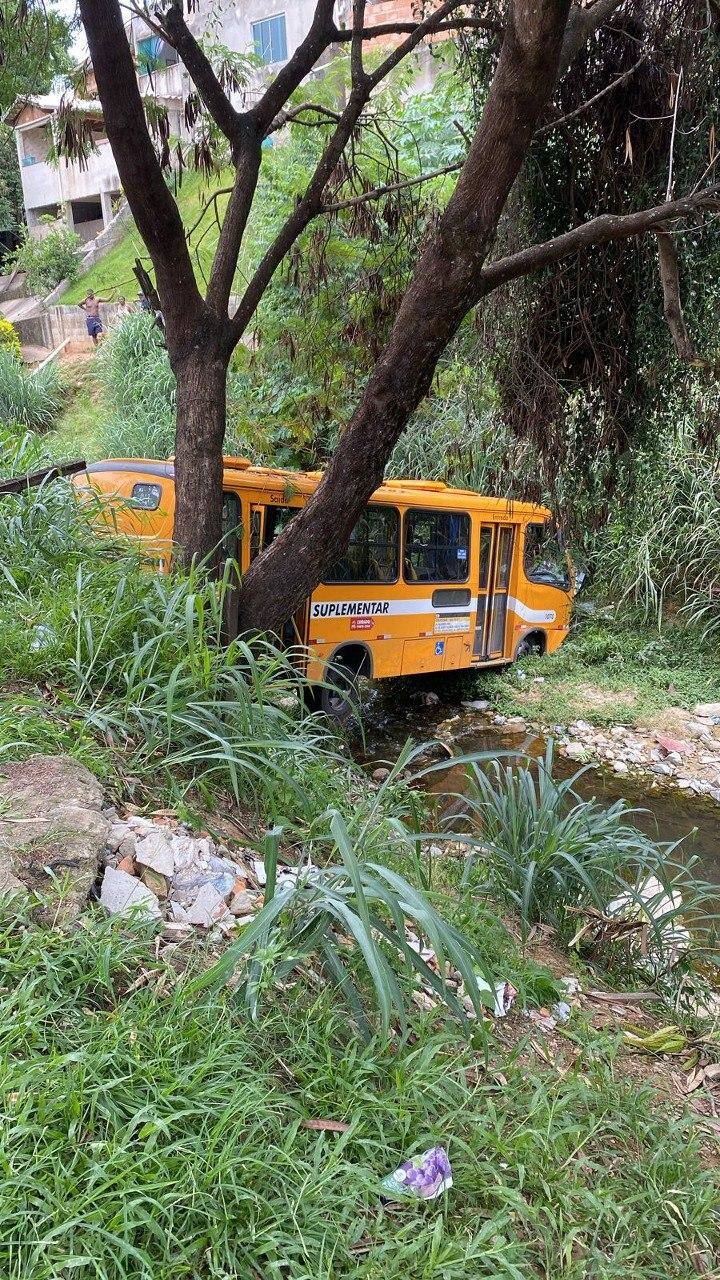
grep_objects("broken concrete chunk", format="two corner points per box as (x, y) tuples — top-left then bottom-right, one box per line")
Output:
(186, 882), (227, 927)
(0, 755), (108, 924)
(100, 867), (161, 920)
(134, 830), (175, 877)
(107, 821), (133, 853)
(229, 889), (258, 915)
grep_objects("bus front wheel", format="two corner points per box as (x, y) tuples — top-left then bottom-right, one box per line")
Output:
(320, 659), (362, 722)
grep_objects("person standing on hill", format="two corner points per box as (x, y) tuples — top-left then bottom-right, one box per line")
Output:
(78, 290), (113, 345)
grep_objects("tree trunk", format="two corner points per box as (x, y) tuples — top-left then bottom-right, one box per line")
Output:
(172, 352), (228, 568)
(237, 0), (572, 636)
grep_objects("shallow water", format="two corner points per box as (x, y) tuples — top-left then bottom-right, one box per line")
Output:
(360, 697), (720, 889)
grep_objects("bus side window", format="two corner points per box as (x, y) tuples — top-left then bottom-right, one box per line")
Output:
(404, 509), (470, 583)
(262, 505), (297, 550)
(326, 506), (399, 583)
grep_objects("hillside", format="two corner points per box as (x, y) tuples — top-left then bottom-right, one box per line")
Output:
(60, 169), (236, 304)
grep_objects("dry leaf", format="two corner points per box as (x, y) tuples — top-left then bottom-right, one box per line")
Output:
(301, 1118), (350, 1133)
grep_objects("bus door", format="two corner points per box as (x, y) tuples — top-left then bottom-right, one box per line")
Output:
(473, 524), (493, 657)
(221, 490), (243, 642)
(249, 502), (310, 654)
(474, 523), (515, 659)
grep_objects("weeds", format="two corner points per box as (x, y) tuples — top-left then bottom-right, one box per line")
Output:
(0, 348), (64, 431)
(0, 908), (716, 1279)
(452, 744), (713, 944)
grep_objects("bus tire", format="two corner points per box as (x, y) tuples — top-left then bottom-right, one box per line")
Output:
(514, 631), (546, 660)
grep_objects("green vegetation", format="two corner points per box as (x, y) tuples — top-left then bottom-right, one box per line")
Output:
(11, 222), (81, 295)
(0, 315), (20, 357)
(0, 348), (63, 431)
(481, 616), (720, 729)
(2, 908), (716, 1280)
(61, 170), (236, 305)
(457, 744), (710, 943)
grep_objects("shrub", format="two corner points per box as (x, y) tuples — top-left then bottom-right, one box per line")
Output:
(11, 222), (81, 295)
(0, 347), (63, 430)
(452, 743), (705, 943)
(0, 316), (20, 358)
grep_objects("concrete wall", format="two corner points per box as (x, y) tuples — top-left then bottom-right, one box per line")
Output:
(13, 301), (132, 350)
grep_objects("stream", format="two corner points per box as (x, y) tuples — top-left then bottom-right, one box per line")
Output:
(359, 695), (720, 890)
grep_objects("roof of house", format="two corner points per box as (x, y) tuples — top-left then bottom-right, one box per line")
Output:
(3, 93), (103, 127)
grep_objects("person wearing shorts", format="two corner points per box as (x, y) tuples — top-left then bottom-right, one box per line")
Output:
(78, 291), (112, 344)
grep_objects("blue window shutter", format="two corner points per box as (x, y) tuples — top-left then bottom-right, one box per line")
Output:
(252, 15), (287, 64)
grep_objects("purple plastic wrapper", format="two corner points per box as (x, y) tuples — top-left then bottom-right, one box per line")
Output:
(380, 1145), (453, 1201)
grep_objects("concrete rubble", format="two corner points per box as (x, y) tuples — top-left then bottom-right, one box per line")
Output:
(99, 812), (265, 937)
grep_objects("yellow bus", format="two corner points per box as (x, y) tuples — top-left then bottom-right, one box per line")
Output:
(75, 456), (577, 715)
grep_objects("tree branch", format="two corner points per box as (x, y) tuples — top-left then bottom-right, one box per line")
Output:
(478, 185), (720, 294)
(536, 53), (649, 137)
(156, 3), (245, 149)
(78, 0), (203, 338)
(558, 0), (625, 77)
(332, 15), (503, 41)
(265, 102), (342, 137)
(368, 0), (470, 87)
(655, 228), (695, 360)
(321, 160), (462, 212)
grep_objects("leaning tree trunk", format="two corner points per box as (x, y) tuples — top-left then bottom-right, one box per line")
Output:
(236, 0), (572, 636)
(172, 351), (228, 568)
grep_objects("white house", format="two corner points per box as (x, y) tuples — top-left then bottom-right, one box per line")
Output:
(5, 0), (418, 244)
(4, 94), (122, 243)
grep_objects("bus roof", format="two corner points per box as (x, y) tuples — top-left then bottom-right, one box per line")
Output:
(83, 457), (552, 520)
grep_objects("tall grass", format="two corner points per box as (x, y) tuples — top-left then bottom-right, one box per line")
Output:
(95, 313), (263, 460)
(438, 744), (714, 945)
(0, 347), (64, 431)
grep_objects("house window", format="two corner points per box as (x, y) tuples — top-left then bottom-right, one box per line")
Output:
(404, 509), (471, 583)
(252, 14), (288, 64)
(137, 35), (178, 72)
(326, 506), (399, 584)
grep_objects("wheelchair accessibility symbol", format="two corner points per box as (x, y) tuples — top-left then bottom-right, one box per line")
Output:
(434, 640), (445, 656)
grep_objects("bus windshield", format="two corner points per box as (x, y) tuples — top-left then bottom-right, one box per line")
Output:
(524, 523), (570, 590)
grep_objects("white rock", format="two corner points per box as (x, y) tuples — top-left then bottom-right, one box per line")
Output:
(100, 868), (161, 920)
(564, 743), (587, 761)
(461, 699), (490, 711)
(134, 830), (175, 877)
(230, 889), (258, 915)
(106, 821), (133, 853)
(666, 751), (683, 766)
(612, 760), (629, 774)
(252, 858), (267, 886)
(169, 900), (190, 922)
(694, 702), (720, 718)
(186, 882), (227, 927)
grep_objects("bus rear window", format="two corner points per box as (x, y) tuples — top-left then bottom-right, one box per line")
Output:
(326, 506), (399, 583)
(404, 509), (470, 583)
